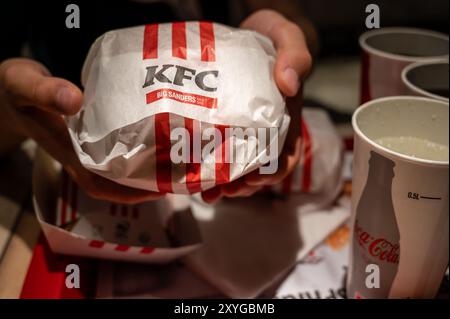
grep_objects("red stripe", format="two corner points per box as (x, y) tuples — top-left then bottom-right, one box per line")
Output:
(281, 173), (293, 194)
(59, 170), (69, 226)
(121, 205), (128, 217)
(110, 204), (117, 216)
(199, 22), (215, 62)
(89, 240), (104, 248)
(115, 245), (130, 252)
(140, 247), (155, 254)
(70, 179), (78, 222)
(214, 125), (230, 184)
(143, 24), (158, 59)
(301, 119), (312, 192)
(172, 22), (187, 59)
(184, 118), (202, 193)
(155, 113), (173, 193)
(146, 88), (217, 109)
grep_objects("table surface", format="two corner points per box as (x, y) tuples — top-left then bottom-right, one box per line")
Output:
(0, 138), (40, 298)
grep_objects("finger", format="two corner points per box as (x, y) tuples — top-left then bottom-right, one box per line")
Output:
(201, 186), (223, 204)
(19, 107), (161, 204)
(222, 182), (262, 198)
(221, 178), (251, 197)
(245, 136), (301, 186)
(283, 95), (303, 152)
(221, 179), (245, 196)
(239, 185), (263, 197)
(17, 105), (82, 164)
(244, 154), (288, 186)
(0, 58), (82, 115)
(241, 10), (312, 97)
(272, 23), (312, 97)
(71, 169), (165, 204)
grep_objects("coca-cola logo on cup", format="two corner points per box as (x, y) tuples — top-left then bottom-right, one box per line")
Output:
(355, 220), (400, 264)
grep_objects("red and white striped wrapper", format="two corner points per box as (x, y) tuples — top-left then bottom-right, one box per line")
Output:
(67, 22), (289, 194)
(266, 108), (344, 195)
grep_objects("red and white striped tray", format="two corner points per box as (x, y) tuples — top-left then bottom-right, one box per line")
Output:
(33, 149), (202, 264)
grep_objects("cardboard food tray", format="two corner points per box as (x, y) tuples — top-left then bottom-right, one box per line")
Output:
(32, 148), (202, 264)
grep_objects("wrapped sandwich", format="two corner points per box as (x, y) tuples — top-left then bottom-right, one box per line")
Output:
(67, 22), (289, 194)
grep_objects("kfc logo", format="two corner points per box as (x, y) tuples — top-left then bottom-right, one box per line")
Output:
(143, 65), (218, 92)
(142, 22), (220, 109)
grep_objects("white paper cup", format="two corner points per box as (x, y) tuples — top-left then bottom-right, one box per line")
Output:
(347, 96), (449, 299)
(402, 60), (449, 102)
(359, 27), (449, 103)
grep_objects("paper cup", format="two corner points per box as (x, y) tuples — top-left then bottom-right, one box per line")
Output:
(359, 27), (449, 103)
(347, 96), (449, 299)
(402, 60), (449, 102)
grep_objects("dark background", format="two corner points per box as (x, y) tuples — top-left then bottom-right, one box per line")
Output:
(1, 0), (448, 86)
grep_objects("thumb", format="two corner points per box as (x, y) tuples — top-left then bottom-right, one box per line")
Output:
(241, 10), (312, 97)
(0, 58), (82, 115)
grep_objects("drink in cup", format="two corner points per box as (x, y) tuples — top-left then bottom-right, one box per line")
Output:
(402, 60), (449, 102)
(347, 96), (449, 298)
(359, 27), (448, 103)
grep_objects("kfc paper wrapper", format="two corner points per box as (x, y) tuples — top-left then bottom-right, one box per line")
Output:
(266, 107), (344, 195)
(66, 22), (289, 194)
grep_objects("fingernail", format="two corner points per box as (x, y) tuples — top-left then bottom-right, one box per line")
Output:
(282, 67), (300, 96)
(56, 86), (75, 114)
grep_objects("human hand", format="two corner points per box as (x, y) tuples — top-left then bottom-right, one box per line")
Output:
(0, 58), (164, 204)
(201, 9), (312, 203)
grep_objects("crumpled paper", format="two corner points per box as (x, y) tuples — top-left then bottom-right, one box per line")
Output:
(66, 22), (289, 193)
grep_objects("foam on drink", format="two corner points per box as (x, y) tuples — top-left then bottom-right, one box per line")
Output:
(375, 136), (449, 161)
